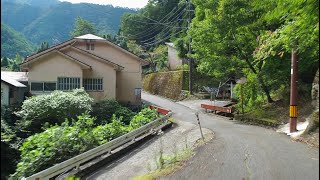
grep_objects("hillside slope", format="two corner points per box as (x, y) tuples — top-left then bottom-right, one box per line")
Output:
(1, 1), (135, 45)
(1, 23), (35, 58)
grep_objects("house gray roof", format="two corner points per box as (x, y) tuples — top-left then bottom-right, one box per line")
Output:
(74, 34), (105, 40)
(1, 72), (27, 87)
(1, 71), (28, 82)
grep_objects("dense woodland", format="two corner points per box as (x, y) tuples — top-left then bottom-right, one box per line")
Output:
(118, 0), (319, 110)
(0, 0), (319, 179)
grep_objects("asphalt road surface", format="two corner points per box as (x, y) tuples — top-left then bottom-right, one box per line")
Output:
(142, 92), (319, 180)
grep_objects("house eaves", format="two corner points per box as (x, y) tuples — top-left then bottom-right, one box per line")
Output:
(65, 45), (124, 71)
(20, 50), (92, 70)
(22, 39), (76, 63)
(1, 75), (26, 88)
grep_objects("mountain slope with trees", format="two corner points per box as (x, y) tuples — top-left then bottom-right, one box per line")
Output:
(1, 23), (36, 58)
(1, 1), (136, 45)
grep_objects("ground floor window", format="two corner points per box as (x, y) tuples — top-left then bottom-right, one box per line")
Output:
(57, 77), (80, 91)
(31, 82), (56, 92)
(83, 78), (103, 91)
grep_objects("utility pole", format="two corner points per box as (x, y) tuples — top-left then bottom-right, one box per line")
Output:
(187, 0), (193, 95)
(289, 49), (298, 133)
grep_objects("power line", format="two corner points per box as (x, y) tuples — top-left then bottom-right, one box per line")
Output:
(133, 10), (189, 44)
(126, 4), (185, 38)
(139, 12), (188, 43)
(142, 30), (185, 47)
(124, 4), (187, 39)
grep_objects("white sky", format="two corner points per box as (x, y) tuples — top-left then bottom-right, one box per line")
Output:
(59, 0), (149, 9)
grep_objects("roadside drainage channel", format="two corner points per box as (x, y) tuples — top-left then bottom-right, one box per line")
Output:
(58, 105), (173, 180)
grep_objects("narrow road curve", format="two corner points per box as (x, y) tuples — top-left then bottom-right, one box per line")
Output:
(142, 92), (319, 180)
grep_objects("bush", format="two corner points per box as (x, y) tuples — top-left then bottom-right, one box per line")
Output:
(92, 115), (129, 145)
(15, 88), (93, 135)
(1, 104), (21, 126)
(233, 71), (267, 112)
(128, 108), (158, 130)
(12, 113), (98, 178)
(91, 100), (136, 125)
(1, 119), (20, 180)
(12, 108), (158, 178)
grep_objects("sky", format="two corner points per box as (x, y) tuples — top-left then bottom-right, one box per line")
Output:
(59, 0), (149, 9)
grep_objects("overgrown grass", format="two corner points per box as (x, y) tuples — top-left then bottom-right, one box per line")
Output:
(133, 148), (194, 180)
(134, 133), (211, 180)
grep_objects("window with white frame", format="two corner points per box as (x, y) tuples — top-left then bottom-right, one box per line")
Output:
(83, 78), (103, 91)
(31, 82), (56, 92)
(57, 77), (80, 91)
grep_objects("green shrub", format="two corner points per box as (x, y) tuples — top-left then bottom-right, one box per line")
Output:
(91, 100), (136, 125)
(12, 108), (157, 178)
(129, 108), (157, 130)
(1, 119), (20, 180)
(233, 71), (267, 112)
(1, 104), (21, 126)
(93, 115), (129, 145)
(12, 113), (98, 178)
(15, 88), (93, 135)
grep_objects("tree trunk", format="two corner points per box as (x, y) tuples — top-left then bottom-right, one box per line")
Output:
(244, 58), (274, 103)
(257, 75), (274, 103)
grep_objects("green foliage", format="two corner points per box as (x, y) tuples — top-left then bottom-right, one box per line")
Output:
(92, 116), (128, 145)
(13, 113), (98, 178)
(91, 99), (136, 125)
(176, 64), (189, 71)
(120, 0), (184, 46)
(128, 108), (157, 130)
(189, 0), (318, 107)
(1, 56), (9, 67)
(1, 117), (20, 180)
(70, 17), (97, 37)
(233, 71), (267, 112)
(15, 88), (93, 135)
(37, 41), (49, 53)
(13, 107), (158, 178)
(1, 23), (36, 58)
(1, 1), (135, 45)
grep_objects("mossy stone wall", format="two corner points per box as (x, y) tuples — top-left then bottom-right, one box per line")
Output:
(143, 71), (185, 100)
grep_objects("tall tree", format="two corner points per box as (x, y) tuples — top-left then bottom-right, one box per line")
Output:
(37, 42), (50, 53)
(1, 57), (9, 67)
(70, 17), (97, 38)
(254, 0), (319, 83)
(190, 0), (275, 102)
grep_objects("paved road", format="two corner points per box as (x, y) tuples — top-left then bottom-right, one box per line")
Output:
(142, 92), (319, 180)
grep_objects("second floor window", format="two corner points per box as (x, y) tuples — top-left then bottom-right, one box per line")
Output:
(86, 43), (95, 50)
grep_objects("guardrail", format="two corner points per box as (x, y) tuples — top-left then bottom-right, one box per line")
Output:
(149, 105), (171, 115)
(23, 111), (173, 180)
(201, 104), (233, 116)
